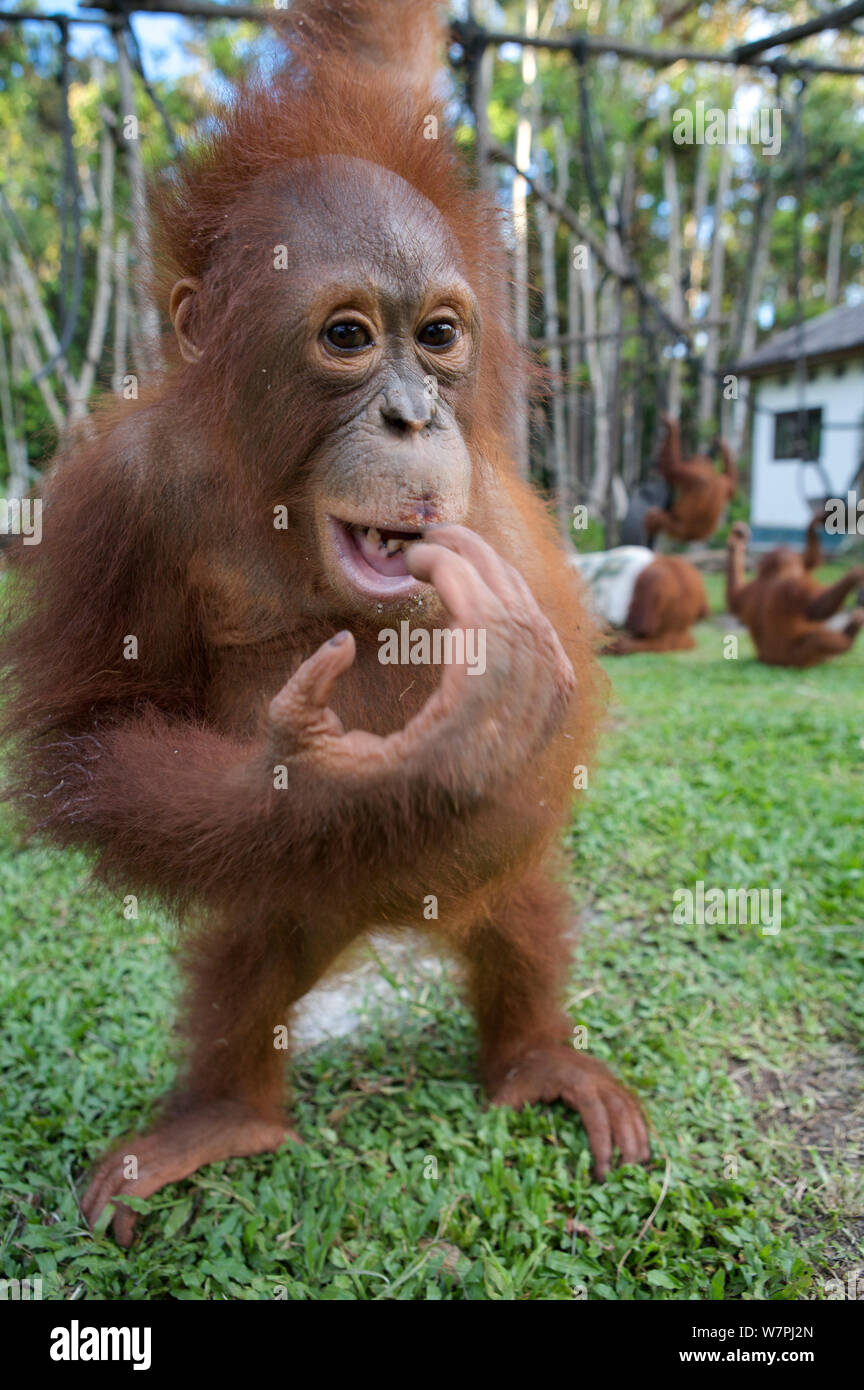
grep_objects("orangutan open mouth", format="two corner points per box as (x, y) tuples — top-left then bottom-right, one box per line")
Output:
(327, 516), (425, 597)
(347, 523), (423, 575)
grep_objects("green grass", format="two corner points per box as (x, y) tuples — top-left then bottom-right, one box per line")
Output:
(1, 594), (862, 1300)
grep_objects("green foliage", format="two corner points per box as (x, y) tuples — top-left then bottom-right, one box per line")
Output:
(0, 19), (248, 481)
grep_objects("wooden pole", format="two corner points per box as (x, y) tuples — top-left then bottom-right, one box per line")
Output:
(488, 141), (688, 342)
(115, 25), (163, 376)
(732, 0), (864, 61)
(4, 7), (864, 76)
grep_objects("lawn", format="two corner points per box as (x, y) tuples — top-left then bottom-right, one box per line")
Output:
(1, 576), (862, 1300)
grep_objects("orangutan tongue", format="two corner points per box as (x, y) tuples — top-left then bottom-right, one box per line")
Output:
(354, 525), (419, 576)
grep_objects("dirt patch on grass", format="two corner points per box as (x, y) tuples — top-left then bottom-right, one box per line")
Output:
(733, 1043), (864, 1296)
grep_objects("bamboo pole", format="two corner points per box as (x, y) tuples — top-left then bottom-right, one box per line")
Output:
(115, 25), (163, 376)
(4, 7), (864, 76)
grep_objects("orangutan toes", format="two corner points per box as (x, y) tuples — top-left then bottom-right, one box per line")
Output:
(488, 1046), (650, 1178)
(81, 1098), (296, 1247)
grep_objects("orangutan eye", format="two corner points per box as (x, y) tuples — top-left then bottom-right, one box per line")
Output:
(325, 321), (373, 352)
(418, 320), (459, 349)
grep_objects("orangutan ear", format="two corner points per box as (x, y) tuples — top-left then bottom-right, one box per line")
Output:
(169, 278), (204, 362)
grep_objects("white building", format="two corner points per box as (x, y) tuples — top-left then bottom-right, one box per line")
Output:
(735, 302), (864, 548)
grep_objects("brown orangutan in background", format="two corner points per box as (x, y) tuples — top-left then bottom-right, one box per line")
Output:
(644, 412), (737, 543)
(1, 0), (648, 1247)
(571, 547), (708, 655)
(726, 518), (864, 667)
(606, 556), (709, 654)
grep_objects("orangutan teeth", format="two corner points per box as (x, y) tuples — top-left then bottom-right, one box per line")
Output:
(351, 523), (420, 555)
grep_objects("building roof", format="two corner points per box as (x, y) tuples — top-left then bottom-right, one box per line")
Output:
(733, 300), (864, 376)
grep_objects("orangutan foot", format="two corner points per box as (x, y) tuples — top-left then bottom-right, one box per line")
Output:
(487, 1045), (649, 1178)
(82, 1096), (297, 1246)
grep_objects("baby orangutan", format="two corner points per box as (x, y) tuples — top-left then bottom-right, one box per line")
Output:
(573, 548), (708, 655)
(726, 518), (864, 667)
(644, 413), (737, 544)
(1, 0), (648, 1246)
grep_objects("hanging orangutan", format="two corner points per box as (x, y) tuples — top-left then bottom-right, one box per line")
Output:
(726, 518), (864, 667)
(644, 412), (737, 543)
(1, 0), (649, 1246)
(573, 547), (709, 654)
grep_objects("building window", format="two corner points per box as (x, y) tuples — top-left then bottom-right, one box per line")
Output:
(773, 407), (822, 461)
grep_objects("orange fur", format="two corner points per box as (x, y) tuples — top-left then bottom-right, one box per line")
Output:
(606, 556), (708, 654)
(726, 520), (864, 667)
(644, 414), (737, 543)
(1, 0), (649, 1243)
